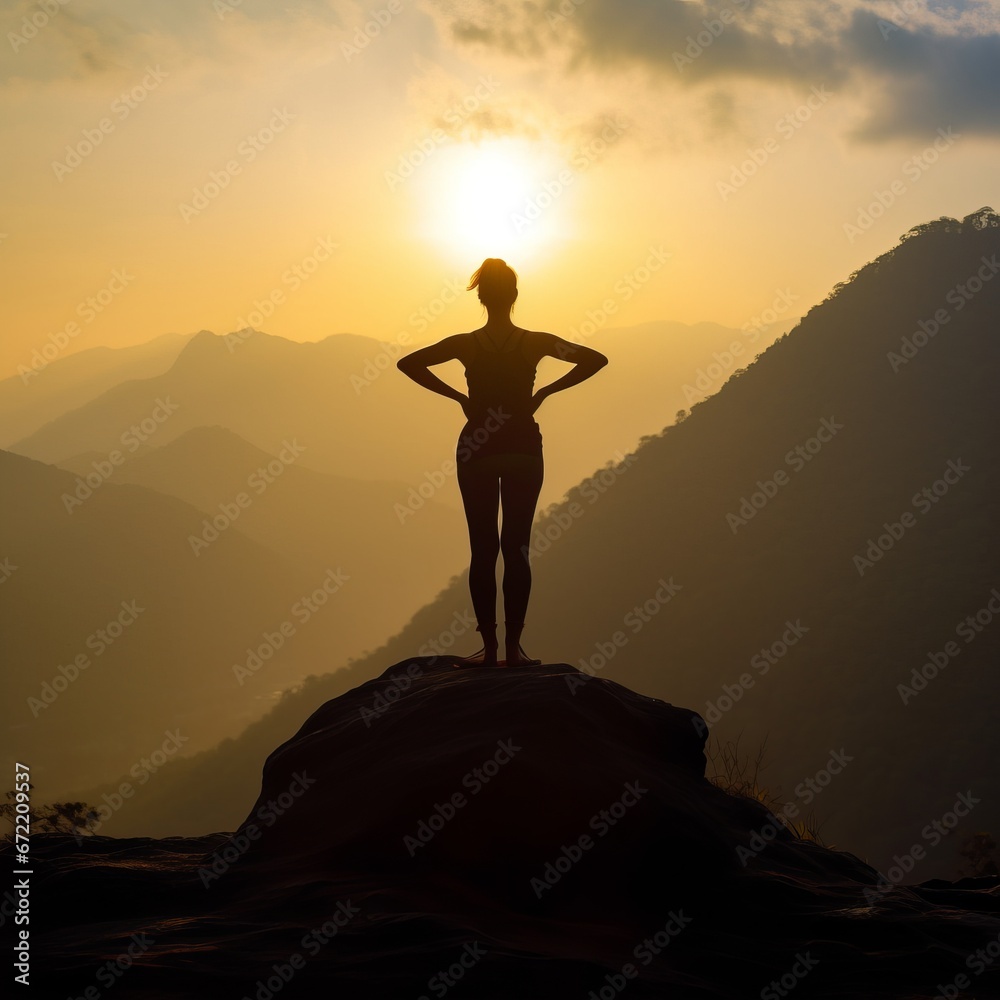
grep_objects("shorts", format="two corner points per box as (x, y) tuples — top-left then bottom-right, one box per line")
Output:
(457, 414), (543, 466)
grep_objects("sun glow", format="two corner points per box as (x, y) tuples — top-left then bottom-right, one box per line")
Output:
(417, 138), (570, 266)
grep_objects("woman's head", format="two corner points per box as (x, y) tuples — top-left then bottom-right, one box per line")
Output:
(468, 258), (518, 311)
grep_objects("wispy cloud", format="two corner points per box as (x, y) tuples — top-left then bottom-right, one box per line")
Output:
(403, 58), (633, 156)
(0, 0), (352, 87)
(416, 0), (1000, 140)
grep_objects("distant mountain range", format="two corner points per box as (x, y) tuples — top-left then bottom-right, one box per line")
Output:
(6, 320), (778, 513)
(0, 332), (190, 447)
(1, 447), (307, 795)
(74, 208), (999, 881)
(0, 429), (462, 797)
(65, 423), (467, 643)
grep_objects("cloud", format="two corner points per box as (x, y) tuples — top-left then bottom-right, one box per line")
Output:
(843, 7), (1000, 139)
(403, 57), (633, 156)
(7, 0), (998, 143)
(417, 0), (1000, 141)
(0, 0), (352, 88)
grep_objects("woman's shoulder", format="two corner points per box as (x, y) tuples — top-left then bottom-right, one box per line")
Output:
(453, 330), (485, 367)
(517, 328), (558, 359)
(461, 327), (552, 361)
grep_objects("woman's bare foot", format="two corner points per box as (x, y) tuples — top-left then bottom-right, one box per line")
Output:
(501, 642), (542, 667)
(453, 644), (499, 668)
(500, 621), (542, 667)
(453, 623), (499, 669)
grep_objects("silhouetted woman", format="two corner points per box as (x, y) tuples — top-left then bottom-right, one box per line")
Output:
(397, 259), (608, 667)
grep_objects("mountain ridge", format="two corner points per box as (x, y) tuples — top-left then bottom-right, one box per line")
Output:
(6, 320), (776, 511)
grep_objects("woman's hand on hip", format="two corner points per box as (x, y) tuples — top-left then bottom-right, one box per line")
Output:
(529, 390), (548, 415)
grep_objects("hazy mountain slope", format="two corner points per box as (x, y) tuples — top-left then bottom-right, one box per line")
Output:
(0, 450), (352, 798)
(84, 210), (1000, 880)
(0, 332), (190, 447)
(9, 322), (771, 512)
(539, 319), (791, 509)
(527, 209), (1000, 872)
(60, 425), (468, 653)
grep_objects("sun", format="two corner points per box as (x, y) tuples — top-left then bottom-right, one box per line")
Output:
(417, 138), (571, 267)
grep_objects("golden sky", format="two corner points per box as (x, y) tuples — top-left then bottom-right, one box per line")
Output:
(2, 0), (998, 379)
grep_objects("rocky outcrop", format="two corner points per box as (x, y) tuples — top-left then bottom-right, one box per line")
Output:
(15, 658), (1000, 998)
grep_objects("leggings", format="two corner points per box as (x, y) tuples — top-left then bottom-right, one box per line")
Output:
(456, 453), (544, 628)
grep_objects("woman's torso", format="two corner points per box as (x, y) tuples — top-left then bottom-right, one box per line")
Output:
(462, 328), (538, 411)
(458, 328), (543, 462)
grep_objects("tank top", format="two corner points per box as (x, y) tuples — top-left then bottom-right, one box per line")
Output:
(457, 329), (543, 463)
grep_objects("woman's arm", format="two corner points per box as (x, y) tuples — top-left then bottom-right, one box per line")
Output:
(396, 334), (468, 406)
(532, 333), (608, 411)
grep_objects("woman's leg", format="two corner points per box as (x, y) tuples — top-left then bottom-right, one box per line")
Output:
(499, 454), (544, 665)
(455, 458), (501, 665)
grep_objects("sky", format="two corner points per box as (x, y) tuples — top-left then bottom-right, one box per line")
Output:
(1, 0), (999, 380)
